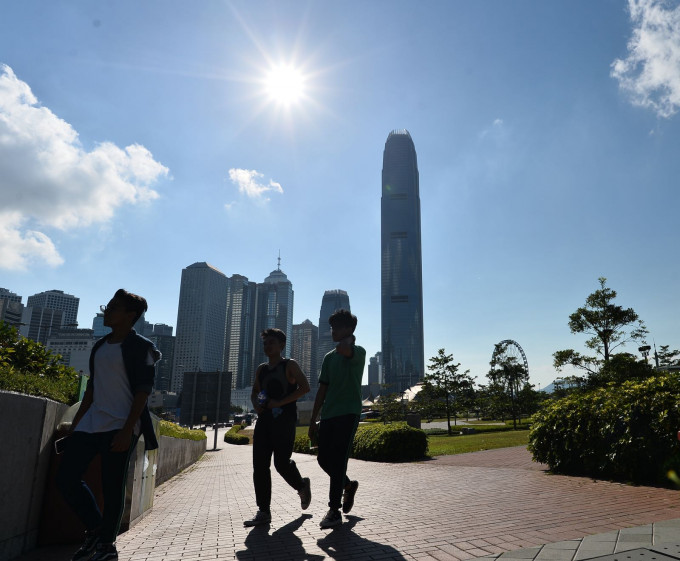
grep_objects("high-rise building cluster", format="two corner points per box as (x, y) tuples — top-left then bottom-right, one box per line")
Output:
(3, 128), (427, 407)
(170, 260), (348, 401)
(0, 287), (175, 395)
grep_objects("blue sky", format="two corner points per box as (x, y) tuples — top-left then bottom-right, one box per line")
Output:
(1, 1), (679, 389)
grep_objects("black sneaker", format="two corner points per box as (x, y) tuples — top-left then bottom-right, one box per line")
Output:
(298, 477), (311, 510)
(71, 529), (100, 561)
(243, 510), (271, 527)
(319, 508), (342, 529)
(342, 480), (359, 514)
(90, 543), (118, 561)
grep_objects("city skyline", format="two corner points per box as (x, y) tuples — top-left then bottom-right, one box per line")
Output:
(2, 2), (680, 389)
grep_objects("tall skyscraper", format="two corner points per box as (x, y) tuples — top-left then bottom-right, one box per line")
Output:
(316, 290), (351, 379)
(254, 260), (294, 362)
(225, 274), (258, 389)
(381, 129), (425, 394)
(171, 262), (229, 393)
(20, 307), (63, 345)
(292, 319), (318, 395)
(26, 289), (79, 327)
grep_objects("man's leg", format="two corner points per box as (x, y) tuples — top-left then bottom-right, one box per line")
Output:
(271, 415), (303, 489)
(98, 431), (138, 545)
(56, 431), (104, 532)
(245, 416), (274, 525)
(317, 414), (359, 511)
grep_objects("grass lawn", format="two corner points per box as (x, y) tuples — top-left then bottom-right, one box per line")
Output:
(294, 424), (530, 457)
(427, 429), (530, 456)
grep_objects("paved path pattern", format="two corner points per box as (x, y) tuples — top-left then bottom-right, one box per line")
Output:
(18, 432), (680, 561)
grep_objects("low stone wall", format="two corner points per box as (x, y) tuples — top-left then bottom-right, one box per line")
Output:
(0, 391), (69, 561)
(0, 391), (205, 561)
(156, 435), (206, 487)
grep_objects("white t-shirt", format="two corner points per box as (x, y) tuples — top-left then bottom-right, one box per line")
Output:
(75, 341), (153, 435)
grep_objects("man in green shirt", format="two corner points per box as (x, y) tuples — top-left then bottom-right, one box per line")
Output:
(308, 309), (366, 529)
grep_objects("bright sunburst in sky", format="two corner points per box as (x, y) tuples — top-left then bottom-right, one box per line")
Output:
(263, 64), (306, 106)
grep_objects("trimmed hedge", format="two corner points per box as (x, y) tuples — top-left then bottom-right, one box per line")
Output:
(292, 422), (428, 462)
(352, 422), (428, 462)
(224, 423), (249, 445)
(528, 372), (680, 485)
(159, 420), (207, 441)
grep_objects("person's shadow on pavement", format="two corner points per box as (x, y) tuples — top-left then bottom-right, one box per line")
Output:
(236, 513), (324, 561)
(317, 515), (407, 561)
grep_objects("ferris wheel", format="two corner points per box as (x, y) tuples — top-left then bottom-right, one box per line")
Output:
(491, 340), (529, 378)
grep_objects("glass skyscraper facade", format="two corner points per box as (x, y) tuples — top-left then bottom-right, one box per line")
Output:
(316, 289), (351, 381)
(171, 262), (229, 393)
(381, 129), (424, 394)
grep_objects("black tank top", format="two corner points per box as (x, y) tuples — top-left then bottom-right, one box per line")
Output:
(257, 359), (297, 418)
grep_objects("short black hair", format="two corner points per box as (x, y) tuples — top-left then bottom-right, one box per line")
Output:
(328, 309), (357, 331)
(261, 328), (286, 345)
(113, 289), (147, 324)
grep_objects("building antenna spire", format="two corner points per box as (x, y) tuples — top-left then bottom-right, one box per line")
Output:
(277, 250), (281, 271)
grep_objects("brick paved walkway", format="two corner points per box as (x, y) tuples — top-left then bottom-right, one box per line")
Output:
(17, 430), (680, 561)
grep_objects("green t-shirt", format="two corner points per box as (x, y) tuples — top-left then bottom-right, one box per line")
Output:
(318, 344), (366, 419)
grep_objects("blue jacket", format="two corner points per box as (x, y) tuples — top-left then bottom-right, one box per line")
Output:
(89, 329), (160, 450)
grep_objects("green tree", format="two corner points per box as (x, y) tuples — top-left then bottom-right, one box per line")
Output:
(488, 341), (529, 429)
(411, 380), (444, 422)
(656, 345), (680, 367)
(426, 349), (475, 434)
(377, 392), (405, 422)
(553, 277), (648, 380)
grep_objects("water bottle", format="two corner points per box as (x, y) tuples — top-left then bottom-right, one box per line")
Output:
(257, 390), (267, 406)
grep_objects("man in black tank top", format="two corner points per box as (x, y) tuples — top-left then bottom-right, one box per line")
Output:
(244, 328), (312, 527)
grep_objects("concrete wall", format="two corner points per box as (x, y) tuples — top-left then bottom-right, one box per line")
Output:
(155, 435), (206, 487)
(0, 391), (69, 561)
(0, 391), (205, 561)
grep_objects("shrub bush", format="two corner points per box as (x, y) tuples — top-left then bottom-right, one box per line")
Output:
(528, 372), (680, 485)
(294, 433), (316, 455)
(352, 422), (428, 462)
(159, 420), (207, 441)
(0, 321), (79, 404)
(224, 424), (249, 445)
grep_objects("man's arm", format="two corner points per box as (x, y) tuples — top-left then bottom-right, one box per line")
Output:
(251, 366), (264, 414)
(110, 391), (150, 452)
(70, 383), (94, 431)
(308, 383), (328, 440)
(269, 360), (310, 408)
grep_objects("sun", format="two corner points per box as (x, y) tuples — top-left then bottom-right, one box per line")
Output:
(263, 64), (306, 106)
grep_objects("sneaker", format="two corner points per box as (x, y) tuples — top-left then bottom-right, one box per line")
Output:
(90, 543), (118, 561)
(71, 529), (100, 561)
(342, 480), (359, 514)
(243, 509), (271, 527)
(319, 508), (342, 529)
(298, 477), (311, 510)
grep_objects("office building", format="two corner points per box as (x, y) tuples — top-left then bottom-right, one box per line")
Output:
(316, 290), (350, 379)
(148, 324), (175, 393)
(20, 307), (64, 345)
(225, 274), (258, 389)
(253, 260), (294, 363)
(368, 351), (383, 398)
(381, 129), (425, 394)
(292, 319), (318, 394)
(171, 262), (229, 393)
(26, 290), (79, 327)
(46, 328), (95, 374)
(0, 288), (23, 327)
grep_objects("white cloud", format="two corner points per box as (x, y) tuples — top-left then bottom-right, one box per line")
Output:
(0, 64), (169, 270)
(228, 168), (283, 201)
(611, 0), (680, 118)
